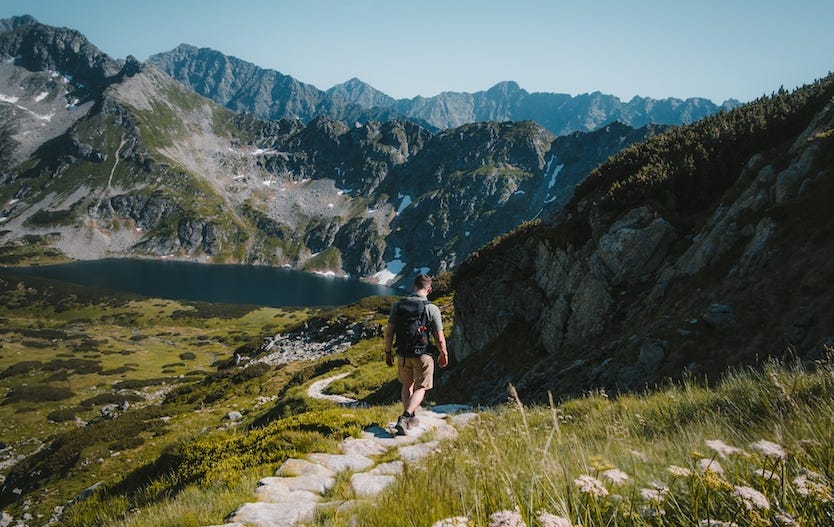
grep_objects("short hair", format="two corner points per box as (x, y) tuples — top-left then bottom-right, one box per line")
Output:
(414, 274), (432, 290)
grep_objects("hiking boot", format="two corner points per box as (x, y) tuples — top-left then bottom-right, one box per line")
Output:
(394, 415), (407, 436)
(405, 414), (420, 429)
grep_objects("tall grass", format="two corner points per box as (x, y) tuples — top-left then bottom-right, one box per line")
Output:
(313, 358), (834, 526)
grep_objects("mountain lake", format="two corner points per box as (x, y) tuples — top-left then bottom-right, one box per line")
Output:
(4, 259), (400, 307)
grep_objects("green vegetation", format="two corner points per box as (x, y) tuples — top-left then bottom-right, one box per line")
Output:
(303, 247), (342, 272)
(311, 359), (834, 527)
(0, 234), (69, 265)
(578, 76), (834, 221)
(458, 73), (834, 281)
(0, 273), (405, 525)
(1, 262), (831, 527)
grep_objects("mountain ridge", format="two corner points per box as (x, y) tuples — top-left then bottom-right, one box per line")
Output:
(147, 43), (739, 136)
(443, 74), (834, 404)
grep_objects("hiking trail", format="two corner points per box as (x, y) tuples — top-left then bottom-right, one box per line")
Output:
(205, 371), (477, 527)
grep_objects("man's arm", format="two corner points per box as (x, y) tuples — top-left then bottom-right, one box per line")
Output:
(384, 323), (395, 366)
(434, 329), (448, 368)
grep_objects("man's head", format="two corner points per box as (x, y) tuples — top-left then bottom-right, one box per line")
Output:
(413, 274), (432, 294)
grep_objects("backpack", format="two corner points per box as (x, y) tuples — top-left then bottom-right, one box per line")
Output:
(394, 298), (432, 356)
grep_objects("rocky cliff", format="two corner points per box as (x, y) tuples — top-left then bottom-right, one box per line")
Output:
(445, 76), (834, 404)
(149, 46), (737, 136)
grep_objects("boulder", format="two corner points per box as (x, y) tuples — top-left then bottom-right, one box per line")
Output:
(703, 304), (735, 329)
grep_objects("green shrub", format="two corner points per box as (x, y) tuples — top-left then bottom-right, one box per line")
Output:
(47, 409), (76, 422)
(2, 385), (74, 404)
(232, 363), (271, 381)
(0, 360), (43, 379)
(110, 436), (144, 451)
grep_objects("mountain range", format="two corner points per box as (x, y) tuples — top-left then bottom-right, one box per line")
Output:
(148, 43), (740, 136)
(0, 15), (693, 286)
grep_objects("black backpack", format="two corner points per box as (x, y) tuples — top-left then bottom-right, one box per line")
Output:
(394, 298), (432, 356)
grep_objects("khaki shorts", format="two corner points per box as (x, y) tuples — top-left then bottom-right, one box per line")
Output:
(397, 354), (435, 390)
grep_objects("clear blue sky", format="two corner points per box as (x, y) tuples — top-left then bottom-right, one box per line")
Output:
(1, 0), (832, 103)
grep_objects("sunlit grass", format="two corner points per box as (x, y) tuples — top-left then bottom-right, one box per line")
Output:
(309, 358), (834, 527)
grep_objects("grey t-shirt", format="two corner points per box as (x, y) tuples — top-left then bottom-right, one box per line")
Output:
(388, 294), (443, 334)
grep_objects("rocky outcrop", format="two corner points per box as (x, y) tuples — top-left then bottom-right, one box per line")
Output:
(0, 17), (120, 94)
(446, 80), (834, 404)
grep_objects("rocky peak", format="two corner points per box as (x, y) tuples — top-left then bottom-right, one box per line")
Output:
(0, 15), (38, 34)
(0, 17), (120, 92)
(486, 80), (523, 97)
(326, 77), (395, 109)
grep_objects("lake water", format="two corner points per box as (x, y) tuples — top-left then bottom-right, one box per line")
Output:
(6, 259), (400, 307)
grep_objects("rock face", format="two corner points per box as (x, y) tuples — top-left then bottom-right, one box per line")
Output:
(148, 46), (737, 136)
(444, 78), (834, 404)
(0, 16), (120, 95)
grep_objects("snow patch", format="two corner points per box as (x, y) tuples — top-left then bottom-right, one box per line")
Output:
(34, 91), (49, 103)
(396, 193), (412, 214)
(546, 160), (565, 190)
(372, 257), (406, 285)
(327, 203), (334, 208)
(313, 270), (337, 277)
(413, 266), (430, 275)
(8, 199), (19, 205)
(465, 231), (471, 237)
(513, 190), (526, 195)
(65, 97), (79, 110)
(0, 217), (8, 223)
(0, 94), (19, 104)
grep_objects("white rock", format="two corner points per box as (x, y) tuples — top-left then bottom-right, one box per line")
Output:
(276, 458), (334, 478)
(369, 460), (403, 476)
(307, 453), (374, 472)
(255, 481), (322, 503)
(450, 412), (480, 427)
(350, 472), (397, 497)
(399, 441), (439, 462)
(229, 501), (318, 527)
(258, 474), (335, 495)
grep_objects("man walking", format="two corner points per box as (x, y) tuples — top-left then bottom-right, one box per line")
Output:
(384, 274), (448, 435)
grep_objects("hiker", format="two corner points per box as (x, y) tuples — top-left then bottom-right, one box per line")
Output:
(384, 273), (449, 435)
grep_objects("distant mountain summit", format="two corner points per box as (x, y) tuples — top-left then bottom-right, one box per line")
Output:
(149, 45), (740, 135)
(326, 77), (396, 109)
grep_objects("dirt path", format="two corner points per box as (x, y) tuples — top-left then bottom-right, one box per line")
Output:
(306, 372), (359, 405)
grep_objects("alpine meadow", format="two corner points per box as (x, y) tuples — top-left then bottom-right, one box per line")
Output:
(1, 12), (833, 527)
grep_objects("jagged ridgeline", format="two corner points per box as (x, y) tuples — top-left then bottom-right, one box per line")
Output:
(148, 44), (737, 135)
(0, 16), (683, 286)
(447, 74), (834, 404)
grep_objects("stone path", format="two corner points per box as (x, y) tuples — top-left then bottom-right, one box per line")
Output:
(207, 373), (477, 527)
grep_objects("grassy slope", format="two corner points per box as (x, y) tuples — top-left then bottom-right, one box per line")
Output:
(1, 270), (832, 527)
(312, 359), (834, 527)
